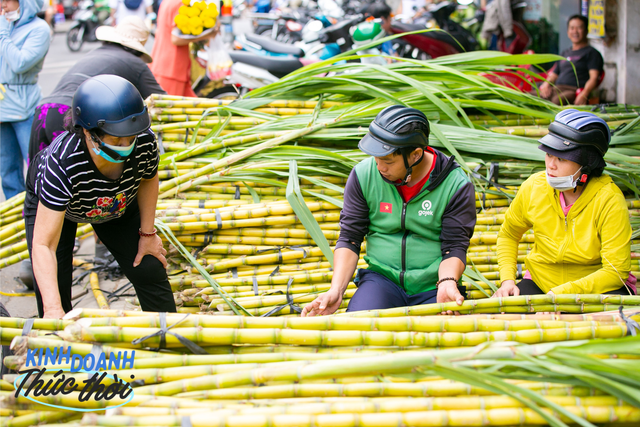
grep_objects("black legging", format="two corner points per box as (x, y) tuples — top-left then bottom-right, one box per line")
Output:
(516, 279), (630, 295)
(24, 161), (176, 318)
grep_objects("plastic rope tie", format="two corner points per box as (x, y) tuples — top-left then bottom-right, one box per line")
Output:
(619, 306), (640, 336)
(182, 128), (190, 145)
(234, 185), (241, 200)
(214, 209), (222, 230)
(252, 276), (259, 296)
(261, 277), (302, 317)
(21, 318), (34, 336)
(131, 313), (208, 354)
(181, 416), (192, 427)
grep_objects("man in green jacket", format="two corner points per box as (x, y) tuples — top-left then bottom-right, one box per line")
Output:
(302, 106), (477, 316)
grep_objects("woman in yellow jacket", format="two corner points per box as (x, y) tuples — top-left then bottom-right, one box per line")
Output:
(495, 109), (635, 297)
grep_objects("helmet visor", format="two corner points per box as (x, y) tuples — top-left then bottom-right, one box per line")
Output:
(98, 107), (151, 137)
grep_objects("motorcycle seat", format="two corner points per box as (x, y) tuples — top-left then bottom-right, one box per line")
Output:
(245, 34), (304, 57)
(392, 22), (463, 50)
(229, 51), (303, 78)
(393, 23), (427, 32)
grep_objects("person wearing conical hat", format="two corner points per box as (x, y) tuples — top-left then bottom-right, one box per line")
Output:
(28, 16), (165, 162)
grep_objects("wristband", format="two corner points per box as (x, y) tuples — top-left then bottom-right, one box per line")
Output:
(436, 277), (458, 288)
(138, 228), (157, 237)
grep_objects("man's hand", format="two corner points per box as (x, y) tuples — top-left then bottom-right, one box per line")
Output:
(134, 233), (167, 268)
(43, 306), (66, 319)
(493, 279), (520, 298)
(574, 93), (588, 105)
(540, 82), (553, 98)
(436, 280), (464, 315)
(301, 289), (343, 317)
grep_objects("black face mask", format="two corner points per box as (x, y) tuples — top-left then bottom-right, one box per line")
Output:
(380, 148), (425, 187)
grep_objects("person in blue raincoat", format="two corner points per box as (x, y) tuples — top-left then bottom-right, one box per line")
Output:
(0, 0), (50, 199)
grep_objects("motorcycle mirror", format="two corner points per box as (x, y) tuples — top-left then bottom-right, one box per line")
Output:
(307, 19), (324, 32)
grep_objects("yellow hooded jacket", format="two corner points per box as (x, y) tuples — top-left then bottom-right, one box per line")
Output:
(497, 171), (631, 294)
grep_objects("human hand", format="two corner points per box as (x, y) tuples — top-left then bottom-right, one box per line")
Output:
(134, 233), (167, 268)
(436, 281), (464, 315)
(539, 82), (552, 98)
(493, 280), (520, 298)
(574, 93), (588, 105)
(301, 289), (343, 317)
(43, 306), (66, 319)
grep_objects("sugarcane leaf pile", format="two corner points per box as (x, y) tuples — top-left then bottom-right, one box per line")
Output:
(137, 52), (640, 314)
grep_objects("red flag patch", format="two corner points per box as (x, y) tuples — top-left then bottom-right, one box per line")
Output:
(380, 202), (393, 213)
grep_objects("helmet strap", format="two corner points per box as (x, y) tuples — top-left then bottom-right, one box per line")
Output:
(381, 149), (425, 187)
(89, 132), (127, 162)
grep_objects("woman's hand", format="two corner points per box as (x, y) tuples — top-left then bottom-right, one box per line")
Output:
(134, 233), (167, 268)
(539, 82), (552, 98)
(43, 306), (66, 319)
(301, 288), (343, 317)
(493, 279), (520, 298)
(574, 93), (588, 105)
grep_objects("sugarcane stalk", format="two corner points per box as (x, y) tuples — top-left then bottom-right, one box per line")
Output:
(0, 192), (25, 215)
(159, 123), (335, 198)
(340, 294), (640, 318)
(89, 273), (109, 310)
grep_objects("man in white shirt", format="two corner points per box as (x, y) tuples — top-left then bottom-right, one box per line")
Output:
(109, 0), (153, 25)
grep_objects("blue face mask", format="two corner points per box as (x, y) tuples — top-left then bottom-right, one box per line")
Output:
(90, 134), (136, 163)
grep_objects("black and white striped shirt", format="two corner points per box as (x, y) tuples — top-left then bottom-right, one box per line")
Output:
(34, 131), (159, 224)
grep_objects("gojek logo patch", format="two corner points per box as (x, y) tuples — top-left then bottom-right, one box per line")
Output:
(13, 347), (136, 412)
(418, 200), (433, 216)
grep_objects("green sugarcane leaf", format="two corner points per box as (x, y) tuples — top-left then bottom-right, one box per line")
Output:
(286, 160), (334, 267)
(425, 363), (586, 427)
(242, 181), (261, 203)
(429, 122), (469, 172)
(463, 265), (498, 293)
(462, 274), (491, 298)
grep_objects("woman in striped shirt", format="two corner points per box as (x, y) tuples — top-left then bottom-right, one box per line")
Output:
(24, 75), (177, 319)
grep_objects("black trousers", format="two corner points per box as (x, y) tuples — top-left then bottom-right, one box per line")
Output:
(24, 182), (177, 318)
(517, 279), (630, 296)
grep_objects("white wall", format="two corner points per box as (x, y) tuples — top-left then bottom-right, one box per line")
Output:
(590, 0), (640, 104)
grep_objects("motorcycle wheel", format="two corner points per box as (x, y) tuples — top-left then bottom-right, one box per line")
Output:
(257, 27), (274, 38)
(208, 86), (240, 100)
(67, 26), (85, 52)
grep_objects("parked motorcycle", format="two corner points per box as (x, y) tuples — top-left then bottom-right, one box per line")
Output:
(390, 1), (478, 60)
(194, 15), (363, 98)
(66, 0), (111, 52)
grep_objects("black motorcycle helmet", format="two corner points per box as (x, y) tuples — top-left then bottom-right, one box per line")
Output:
(359, 105), (431, 186)
(72, 74), (150, 137)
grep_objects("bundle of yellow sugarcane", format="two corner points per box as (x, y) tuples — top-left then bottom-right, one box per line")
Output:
(2, 306), (640, 427)
(0, 191), (95, 269)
